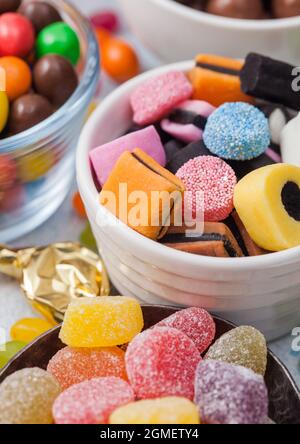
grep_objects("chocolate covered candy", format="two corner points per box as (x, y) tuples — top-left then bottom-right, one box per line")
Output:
(234, 164), (300, 251)
(240, 53), (300, 111)
(19, 1), (62, 33)
(100, 148), (185, 240)
(0, 0), (21, 13)
(188, 54), (252, 107)
(272, 0), (300, 18)
(206, 0), (265, 19)
(8, 94), (53, 134)
(161, 223), (244, 257)
(33, 54), (78, 107)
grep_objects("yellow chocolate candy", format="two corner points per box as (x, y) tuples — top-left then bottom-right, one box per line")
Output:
(109, 397), (200, 424)
(10, 318), (54, 343)
(0, 91), (9, 133)
(59, 296), (144, 348)
(234, 164), (300, 251)
(16, 148), (55, 183)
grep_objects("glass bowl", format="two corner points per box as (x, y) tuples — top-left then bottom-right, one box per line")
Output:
(0, 0), (99, 242)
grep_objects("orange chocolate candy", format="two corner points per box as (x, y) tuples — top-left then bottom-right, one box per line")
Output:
(188, 54), (253, 107)
(100, 148), (185, 240)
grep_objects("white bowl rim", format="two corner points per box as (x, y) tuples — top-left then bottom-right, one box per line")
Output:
(76, 60), (300, 271)
(154, 0), (300, 29)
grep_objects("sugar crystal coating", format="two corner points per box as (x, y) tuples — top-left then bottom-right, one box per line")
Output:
(203, 102), (270, 160)
(155, 307), (216, 354)
(131, 71), (193, 125)
(110, 396), (200, 424)
(176, 155), (237, 221)
(0, 367), (61, 424)
(52, 376), (134, 424)
(47, 346), (127, 389)
(125, 327), (201, 400)
(194, 360), (268, 424)
(59, 296), (144, 348)
(205, 326), (267, 376)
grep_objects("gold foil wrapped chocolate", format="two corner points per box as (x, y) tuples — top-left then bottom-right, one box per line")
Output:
(0, 243), (110, 322)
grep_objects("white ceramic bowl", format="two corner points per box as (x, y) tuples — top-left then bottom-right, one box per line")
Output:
(77, 61), (300, 341)
(118, 0), (300, 64)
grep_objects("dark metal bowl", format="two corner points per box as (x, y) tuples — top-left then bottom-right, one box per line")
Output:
(0, 305), (299, 424)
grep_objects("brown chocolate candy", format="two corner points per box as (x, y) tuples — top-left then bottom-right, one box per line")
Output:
(0, 0), (21, 13)
(33, 54), (78, 107)
(206, 0), (265, 19)
(19, 1), (62, 33)
(272, 0), (300, 18)
(9, 94), (54, 135)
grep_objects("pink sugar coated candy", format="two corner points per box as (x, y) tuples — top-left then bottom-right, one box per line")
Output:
(47, 346), (127, 390)
(52, 377), (134, 424)
(131, 71), (193, 126)
(194, 360), (268, 424)
(155, 308), (216, 354)
(176, 155), (237, 222)
(125, 327), (201, 400)
(90, 11), (119, 32)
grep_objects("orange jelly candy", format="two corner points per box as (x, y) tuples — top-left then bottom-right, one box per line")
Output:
(72, 191), (87, 218)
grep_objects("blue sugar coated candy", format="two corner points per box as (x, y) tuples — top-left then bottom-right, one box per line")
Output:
(203, 102), (270, 161)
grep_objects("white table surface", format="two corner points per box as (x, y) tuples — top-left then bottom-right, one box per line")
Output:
(0, 0), (299, 389)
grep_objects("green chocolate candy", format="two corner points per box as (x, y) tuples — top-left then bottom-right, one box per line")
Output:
(0, 341), (27, 369)
(36, 22), (80, 65)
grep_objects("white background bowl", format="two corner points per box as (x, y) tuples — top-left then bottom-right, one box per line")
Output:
(118, 0), (300, 64)
(77, 61), (300, 341)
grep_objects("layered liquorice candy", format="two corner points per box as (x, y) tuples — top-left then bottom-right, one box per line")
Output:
(161, 223), (244, 257)
(161, 100), (215, 143)
(240, 53), (300, 111)
(100, 148), (185, 240)
(188, 54), (253, 107)
(163, 139), (185, 164)
(167, 140), (210, 174)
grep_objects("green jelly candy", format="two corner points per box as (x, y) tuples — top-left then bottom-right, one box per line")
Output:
(0, 341), (27, 369)
(36, 22), (80, 65)
(80, 222), (97, 252)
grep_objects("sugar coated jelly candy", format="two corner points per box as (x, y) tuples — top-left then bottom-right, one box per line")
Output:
(110, 397), (200, 424)
(52, 377), (134, 424)
(125, 327), (201, 400)
(155, 307), (215, 354)
(234, 164), (300, 251)
(205, 326), (267, 376)
(59, 296), (144, 348)
(47, 346), (127, 389)
(0, 368), (61, 424)
(194, 360), (268, 424)
(10, 317), (54, 343)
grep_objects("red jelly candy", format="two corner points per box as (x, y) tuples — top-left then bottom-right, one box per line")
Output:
(0, 13), (35, 57)
(90, 11), (120, 33)
(52, 377), (135, 424)
(47, 346), (128, 389)
(155, 307), (216, 354)
(125, 327), (201, 400)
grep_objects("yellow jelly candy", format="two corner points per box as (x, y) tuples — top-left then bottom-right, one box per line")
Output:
(234, 164), (300, 251)
(0, 368), (61, 424)
(0, 91), (9, 133)
(16, 148), (56, 183)
(110, 397), (200, 424)
(59, 296), (144, 348)
(205, 326), (267, 376)
(10, 318), (54, 343)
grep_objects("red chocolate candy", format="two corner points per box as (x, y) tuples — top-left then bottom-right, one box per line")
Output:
(0, 13), (35, 57)
(19, 1), (62, 34)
